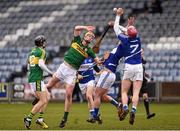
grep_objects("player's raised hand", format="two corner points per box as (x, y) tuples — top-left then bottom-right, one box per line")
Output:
(108, 20), (114, 27)
(115, 8), (124, 16)
(86, 26), (95, 32)
(128, 17), (135, 26)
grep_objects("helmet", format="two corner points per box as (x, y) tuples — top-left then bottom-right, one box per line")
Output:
(34, 35), (46, 47)
(127, 26), (137, 38)
(85, 31), (95, 38)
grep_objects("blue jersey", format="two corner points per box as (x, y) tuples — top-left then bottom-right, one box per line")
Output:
(104, 45), (123, 73)
(78, 57), (95, 84)
(118, 34), (142, 64)
(104, 34), (142, 73)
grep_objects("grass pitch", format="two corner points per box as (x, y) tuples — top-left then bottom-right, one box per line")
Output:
(0, 102), (180, 130)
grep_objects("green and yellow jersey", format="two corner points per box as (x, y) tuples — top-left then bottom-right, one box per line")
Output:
(64, 36), (96, 70)
(28, 47), (46, 82)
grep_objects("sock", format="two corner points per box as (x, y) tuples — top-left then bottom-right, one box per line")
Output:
(131, 106), (137, 113)
(128, 96), (131, 105)
(110, 99), (119, 108)
(89, 109), (94, 117)
(63, 112), (69, 121)
(144, 99), (150, 115)
(93, 108), (99, 118)
(37, 112), (44, 122)
(38, 112), (44, 118)
(123, 104), (128, 110)
(27, 112), (34, 121)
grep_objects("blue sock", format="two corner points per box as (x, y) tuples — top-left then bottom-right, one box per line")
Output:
(123, 104), (128, 110)
(131, 106), (137, 113)
(93, 108), (99, 118)
(110, 99), (118, 108)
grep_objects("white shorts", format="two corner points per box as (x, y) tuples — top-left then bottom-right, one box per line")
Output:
(54, 62), (77, 85)
(96, 70), (116, 89)
(122, 63), (143, 81)
(79, 80), (95, 94)
(29, 80), (46, 92)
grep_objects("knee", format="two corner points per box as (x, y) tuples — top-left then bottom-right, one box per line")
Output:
(46, 83), (52, 90)
(102, 95), (108, 101)
(94, 91), (101, 98)
(41, 98), (48, 105)
(39, 99), (47, 106)
(66, 92), (73, 100)
(44, 98), (48, 105)
(86, 94), (93, 100)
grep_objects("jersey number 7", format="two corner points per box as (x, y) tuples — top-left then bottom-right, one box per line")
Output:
(130, 44), (139, 54)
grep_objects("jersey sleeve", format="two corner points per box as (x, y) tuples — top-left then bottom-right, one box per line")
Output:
(87, 48), (96, 59)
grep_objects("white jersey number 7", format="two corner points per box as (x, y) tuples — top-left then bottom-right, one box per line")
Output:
(130, 44), (139, 54)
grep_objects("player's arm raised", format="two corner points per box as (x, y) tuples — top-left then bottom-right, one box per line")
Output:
(126, 17), (135, 28)
(74, 25), (95, 36)
(113, 8), (127, 36)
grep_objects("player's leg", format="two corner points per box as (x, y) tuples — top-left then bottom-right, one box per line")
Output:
(102, 94), (119, 108)
(24, 81), (48, 129)
(59, 64), (77, 128)
(129, 80), (142, 125)
(36, 88), (50, 129)
(142, 93), (155, 119)
(59, 83), (75, 128)
(93, 87), (107, 124)
(46, 75), (60, 90)
(24, 90), (47, 129)
(120, 79), (131, 121)
(86, 82), (96, 122)
(93, 71), (116, 124)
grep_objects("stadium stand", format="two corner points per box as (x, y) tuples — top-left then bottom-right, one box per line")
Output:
(0, 0), (180, 83)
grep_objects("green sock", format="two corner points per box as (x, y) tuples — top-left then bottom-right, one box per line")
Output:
(63, 112), (69, 121)
(27, 112), (34, 120)
(39, 112), (44, 119)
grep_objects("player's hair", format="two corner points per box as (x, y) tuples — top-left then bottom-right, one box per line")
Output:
(85, 31), (95, 38)
(34, 35), (46, 47)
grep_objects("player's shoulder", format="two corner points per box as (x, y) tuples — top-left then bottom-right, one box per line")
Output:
(40, 47), (45, 52)
(119, 33), (128, 39)
(36, 47), (45, 57)
(38, 47), (45, 53)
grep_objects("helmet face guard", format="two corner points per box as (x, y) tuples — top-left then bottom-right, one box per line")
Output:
(34, 35), (46, 47)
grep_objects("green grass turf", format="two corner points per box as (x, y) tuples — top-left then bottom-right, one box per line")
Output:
(0, 102), (180, 130)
